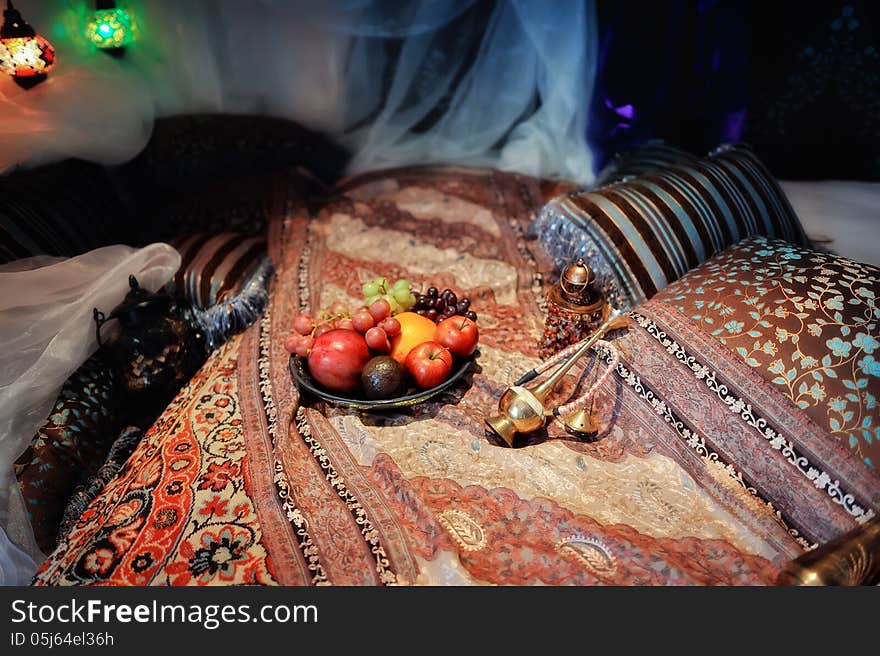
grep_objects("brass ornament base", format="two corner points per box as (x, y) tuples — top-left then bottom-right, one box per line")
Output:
(540, 258), (605, 359)
(776, 517), (880, 586)
(560, 407), (599, 436)
(540, 286), (605, 359)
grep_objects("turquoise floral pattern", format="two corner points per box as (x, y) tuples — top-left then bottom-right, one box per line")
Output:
(657, 236), (880, 471)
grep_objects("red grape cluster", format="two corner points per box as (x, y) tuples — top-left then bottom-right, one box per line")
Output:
(413, 287), (477, 323)
(284, 298), (401, 357)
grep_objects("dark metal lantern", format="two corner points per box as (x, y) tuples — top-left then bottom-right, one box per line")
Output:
(93, 275), (206, 411)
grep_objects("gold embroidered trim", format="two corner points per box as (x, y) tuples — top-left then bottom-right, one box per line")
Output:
(295, 407), (398, 584)
(258, 307), (329, 584)
(604, 326), (816, 551)
(632, 311), (874, 525)
(292, 221), (396, 584)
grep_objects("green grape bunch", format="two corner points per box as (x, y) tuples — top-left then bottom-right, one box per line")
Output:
(362, 276), (417, 316)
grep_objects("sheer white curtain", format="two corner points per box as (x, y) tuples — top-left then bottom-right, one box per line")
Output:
(0, 244), (180, 585)
(0, 0), (598, 182)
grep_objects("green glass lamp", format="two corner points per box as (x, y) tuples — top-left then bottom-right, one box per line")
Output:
(84, 1), (133, 57)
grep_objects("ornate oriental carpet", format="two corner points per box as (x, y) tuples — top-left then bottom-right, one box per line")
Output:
(35, 168), (795, 585)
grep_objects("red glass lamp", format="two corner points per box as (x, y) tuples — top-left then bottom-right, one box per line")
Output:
(0, 1), (55, 89)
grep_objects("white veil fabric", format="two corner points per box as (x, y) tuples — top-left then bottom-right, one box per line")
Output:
(0, 0), (598, 183)
(340, 0), (597, 180)
(0, 244), (181, 585)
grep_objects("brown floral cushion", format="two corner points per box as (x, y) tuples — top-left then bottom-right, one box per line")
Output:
(655, 236), (880, 471)
(602, 237), (878, 549)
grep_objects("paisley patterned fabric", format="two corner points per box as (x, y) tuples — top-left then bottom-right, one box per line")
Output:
(15, 352), (121, 554)
(35, 168), (827, 586)
(533, 143), (809, 308)
(654, 236), (880, 471)
(35, 333), (275, 585)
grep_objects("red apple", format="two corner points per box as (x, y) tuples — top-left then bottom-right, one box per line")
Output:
(434, 315), (479, 357)
(307, 329), (371, 392)
(404, 341), (453, 389)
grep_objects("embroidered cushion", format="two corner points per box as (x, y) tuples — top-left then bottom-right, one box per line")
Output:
(136, 176), (274, 245)
(0, 160), (133, 264)
(608, 236), (878, 549)
(124, 114), (350, 192)
(533, 144), (809, 307)
(655, 235), (880, 471)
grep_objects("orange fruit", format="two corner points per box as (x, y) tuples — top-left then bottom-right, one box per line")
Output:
(389, 312), (438, 364)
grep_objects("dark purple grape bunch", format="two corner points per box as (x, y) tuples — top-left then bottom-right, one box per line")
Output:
(413, 286), (477, 323)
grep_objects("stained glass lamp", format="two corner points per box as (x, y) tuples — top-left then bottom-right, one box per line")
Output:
(85, 2), (133, 57)
(0, 0), (56, 89)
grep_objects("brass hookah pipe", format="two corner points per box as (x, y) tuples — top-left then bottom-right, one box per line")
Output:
(486, 305), (629, 447)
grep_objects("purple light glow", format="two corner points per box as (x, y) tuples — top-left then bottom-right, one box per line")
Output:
(604, 98), (635, 120)
(614, 103), (635, 120)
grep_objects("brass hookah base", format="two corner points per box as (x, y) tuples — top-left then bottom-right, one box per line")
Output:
(486, 385), (548, 447)
(486, 307), (628, 447)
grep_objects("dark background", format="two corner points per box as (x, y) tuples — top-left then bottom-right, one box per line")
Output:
(588, 0), (879, 180)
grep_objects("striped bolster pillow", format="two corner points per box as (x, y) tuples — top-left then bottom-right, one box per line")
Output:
(170, 232), (267, 309)
(593, 140), (700, 188)
(534, 144), (809, 308)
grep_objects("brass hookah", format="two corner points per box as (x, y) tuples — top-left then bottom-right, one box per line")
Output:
(486, 261), (631, 447)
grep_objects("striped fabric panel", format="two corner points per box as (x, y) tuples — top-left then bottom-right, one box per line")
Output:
(0, 160), (133, 264)
(170, 232), (267, 309)
(0, 203), (106, 262)
(535, 144), (809, 308)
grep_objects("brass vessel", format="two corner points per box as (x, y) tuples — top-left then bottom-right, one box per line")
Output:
(486, 305), (628, 447)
